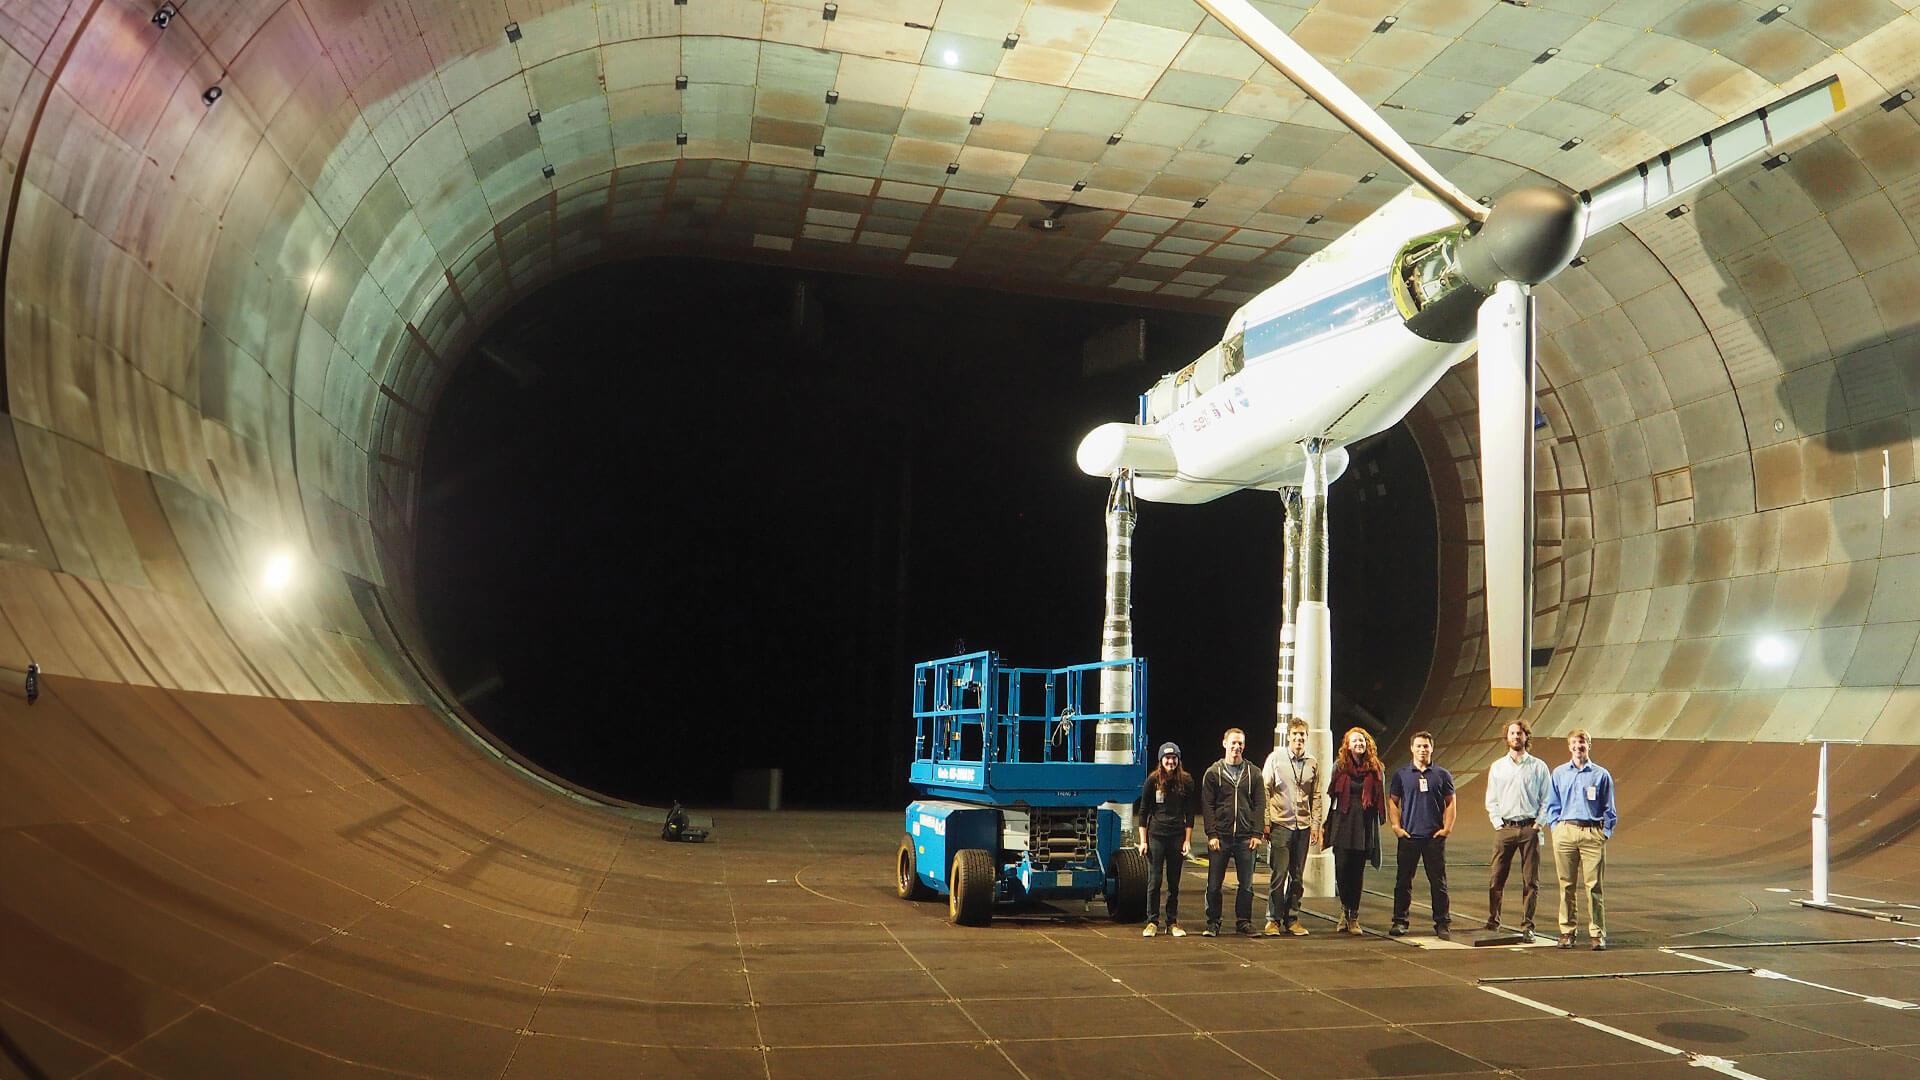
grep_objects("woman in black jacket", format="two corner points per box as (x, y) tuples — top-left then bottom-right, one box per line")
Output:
(1327, 727), (1386, 934)
(1133, 742), (1196, 937)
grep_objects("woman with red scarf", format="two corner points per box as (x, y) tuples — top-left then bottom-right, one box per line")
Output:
(1327, 727), (1386, 933)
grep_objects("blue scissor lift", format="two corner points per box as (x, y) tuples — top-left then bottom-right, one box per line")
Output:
(895, 651), (1149, 925)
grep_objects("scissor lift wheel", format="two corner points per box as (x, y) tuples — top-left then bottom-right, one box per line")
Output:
(949, 849), (995, 925)
(1110, 848), (1148, 921)
(897, 835), (932, 900)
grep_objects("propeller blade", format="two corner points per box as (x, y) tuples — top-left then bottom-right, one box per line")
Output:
(1580, 74), (1844, 240)
(1194, 0), (1486, 223)
(1477, 281), (1536, 709)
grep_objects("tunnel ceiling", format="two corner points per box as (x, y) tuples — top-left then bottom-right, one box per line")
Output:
(0, 0), (1915, 752)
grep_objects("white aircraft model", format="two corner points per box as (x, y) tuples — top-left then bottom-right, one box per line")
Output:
(1078, 0), (1845, 709)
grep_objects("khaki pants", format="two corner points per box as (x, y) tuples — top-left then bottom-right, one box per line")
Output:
(1487, 826), (1539, 930)
(1551, 823), (1606, 937)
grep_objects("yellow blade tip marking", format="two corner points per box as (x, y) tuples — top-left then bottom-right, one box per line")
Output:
(1490, 688), (1525, 708)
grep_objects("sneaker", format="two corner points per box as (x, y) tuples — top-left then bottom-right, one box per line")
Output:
(1286, 922), (1309, 937)
(1202, 925), (1219, 937)
(1169, 924), (1187, 938)
(1483, 919), (1501, 931)
(1347, 916), (1365, 936)
(1435, 927), (1451, 942)
(1557, 933), (1574, 949)
(1592, 937), (1608, 952)
(1521, 929), (1535, 944)
(1142, 923), (1158, 938)
(1236, 922), (1256, 936)
(1262, 920), (1282, 937)
(1388, 923), (1409, 937)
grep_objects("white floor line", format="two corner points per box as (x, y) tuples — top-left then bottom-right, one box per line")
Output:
(1666, 948), (1920, 1010)
(1480, 979), (1782, 1080)
(1830, 891), (1920, 911)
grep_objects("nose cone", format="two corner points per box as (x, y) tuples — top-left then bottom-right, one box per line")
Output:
(1461, 186), (1587, 287)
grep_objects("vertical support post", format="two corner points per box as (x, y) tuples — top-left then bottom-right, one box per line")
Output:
(1275, 487), (1302, 746)
(1812, 741), (1830, 905)
(1296, 439), (1335, 897)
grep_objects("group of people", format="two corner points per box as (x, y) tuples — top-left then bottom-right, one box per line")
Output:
(1132, 719), (1617, 948)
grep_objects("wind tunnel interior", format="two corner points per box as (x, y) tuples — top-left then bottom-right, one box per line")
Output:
(2, 0), (1919, 1075)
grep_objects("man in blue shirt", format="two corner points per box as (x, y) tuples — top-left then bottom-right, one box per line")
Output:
(1386, 731), (1455, 939)
(1542, 729), (1618, 950)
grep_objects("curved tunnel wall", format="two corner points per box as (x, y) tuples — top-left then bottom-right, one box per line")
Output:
(0, 0), (1917, 1071)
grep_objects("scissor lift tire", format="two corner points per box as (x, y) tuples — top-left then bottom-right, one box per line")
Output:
(1110, 849), (1148, 921)
(897, 834), (932, 900)
(949, 849), (995, 925)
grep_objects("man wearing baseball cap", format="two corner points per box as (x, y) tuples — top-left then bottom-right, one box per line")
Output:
(1134, 741), (1196, 937)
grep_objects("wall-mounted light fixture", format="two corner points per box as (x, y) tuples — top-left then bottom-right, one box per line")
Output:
(1072, 179), (1087, 192)
(1003, 33), (1019, 49)
(1454, 111), (1475, 124)
(151, 2), (176, 29)
(1651, 76), (1677, 93)
(1561, 136), (1583, 150)
(1359, 170), (1377, 182)
(822, 2), (836, 20)
(969, 111), (984, 125)
(527, 108), (542, 126)
(1236, 152), (1253, 164)
(504, 21), (521, 42)
(1306, 213), (1323, 224)
(1534, 47), (1559, 63)
(541, 163), (555, 178)
(1192, 197), (1207, 208)
(1884, 89), (1915, 111)
(825, 89), (839, 104)
(676, 131), (689, 145)
(1107, 132), (1123, 145)
(946, 162), (959, 174)
(1569, 255), (1588, 267)
(1666, 203), (1691, 218)
(1762, 152), (1790, 170)
(675, 74), (688, 90)
(201, 85), (222, 106)
(1758, 3), (1789, 22)
(1374, 16), (1397, 32)
(813, 144), (826, 157)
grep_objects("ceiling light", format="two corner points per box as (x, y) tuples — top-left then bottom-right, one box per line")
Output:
(1192, 197), (1208, 208)
(1374, 16), (1397, 32)
(201, 85), (222, 105)
(262, 551), (295, 592)
(1072, 180), (1087, 192)
(1235, 152), (1253, 164)
(527, 108), (542, 125)
(504, 21), (521, 42)
(676, 131), (688, 145)
(1003, 33), (1019, 49)
(825, 89), (839, 104)
(1561, 136), (1583, 150)
(1666, 203), (1690, 218)
(1652, 77), (1677, 93)
(1107, 132), (1123, 145)
(675, 75), (688, 90)
(1762, 152), (1790, 169)
(151, 1), (176, 29)
(942, 49), (958, 66)
(813, 144), (826, 157)
(1454, 111), (1475, 124)
(1306, 213), (1323, 224)
(1568, 255), (1588, 267)
(1753, 636), (1790, 666)
(1759, 3), (1789, 22)
(541, 162), (555, 178)
(822, 2), (836, 19)
(1359, 171), (1378, 182)
(970, 111), (984, 125)
(1534, 48), (1559, 63)
(1883, 89), (1915, 110)
(945, 162), (959, 174)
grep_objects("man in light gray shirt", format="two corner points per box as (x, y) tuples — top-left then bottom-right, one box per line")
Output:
(1262, 718), (1326, 936)
(1484, 719), (1551, 940)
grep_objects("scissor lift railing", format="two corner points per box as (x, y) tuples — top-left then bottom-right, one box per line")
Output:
(908, 651), (1146, 808)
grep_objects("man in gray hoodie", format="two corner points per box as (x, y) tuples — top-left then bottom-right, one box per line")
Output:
(1200, 728), (1266, 936)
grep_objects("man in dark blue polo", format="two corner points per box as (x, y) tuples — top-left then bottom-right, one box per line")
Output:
(1386, 731), (1455, 939)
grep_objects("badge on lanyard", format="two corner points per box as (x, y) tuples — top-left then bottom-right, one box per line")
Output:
(1418, 776), (1429, 793)
(1156, 789), (1166, 804)
(1584, 785), (1597, 802)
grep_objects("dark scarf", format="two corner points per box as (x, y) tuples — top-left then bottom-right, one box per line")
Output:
(1332, 760), (1383, 813)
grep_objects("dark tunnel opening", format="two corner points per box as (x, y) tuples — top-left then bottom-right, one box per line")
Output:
(412, 258), (1437, 807)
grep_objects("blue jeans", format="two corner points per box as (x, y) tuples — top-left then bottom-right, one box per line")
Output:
(1206, 836), (1256, 929)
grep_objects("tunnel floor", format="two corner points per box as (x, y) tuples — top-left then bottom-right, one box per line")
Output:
(7, 788), (1918, 1080)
